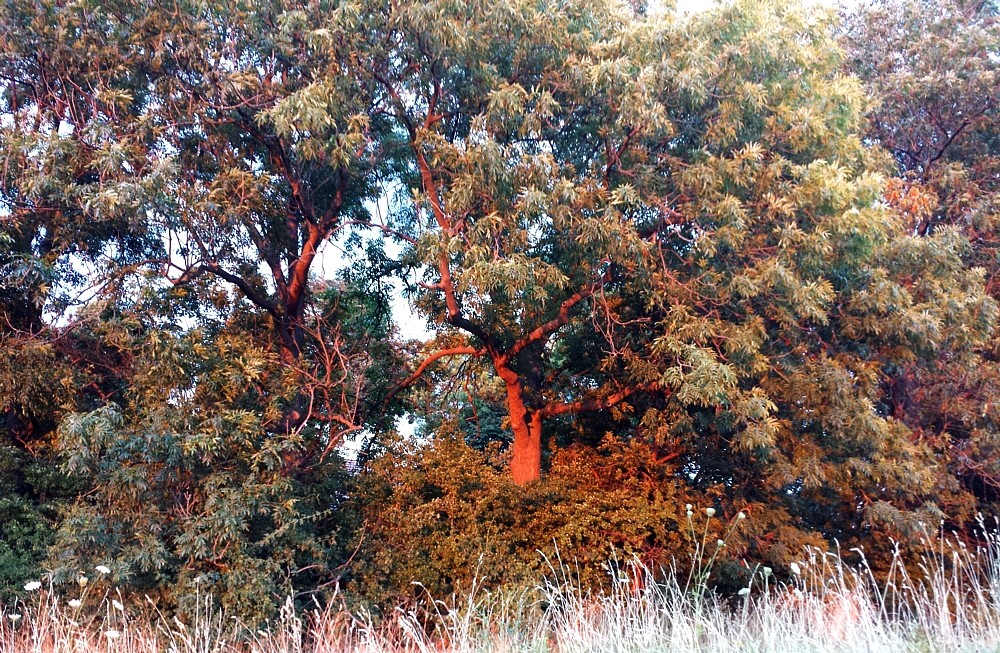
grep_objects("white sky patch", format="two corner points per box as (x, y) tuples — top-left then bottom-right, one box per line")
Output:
(315, 235), (432, 343)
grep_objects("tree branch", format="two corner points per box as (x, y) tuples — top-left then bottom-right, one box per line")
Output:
(346, 220), (419, 245)
(199, 261), (282, 320)
(538, 383), (658, 419)
(286, 218), (329, 315)
(383, 345), (485, 408)
(376, 71), (495, 349)
(502, 283), (599, 365)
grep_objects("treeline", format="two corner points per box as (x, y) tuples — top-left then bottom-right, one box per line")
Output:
(0, 0), (997, 623)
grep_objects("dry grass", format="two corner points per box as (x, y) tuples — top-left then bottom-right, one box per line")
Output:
(4, 532), (1000, 652)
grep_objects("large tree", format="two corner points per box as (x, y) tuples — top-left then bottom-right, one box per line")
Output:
(1, 0), (400, 444)
(368, 0), (676, 484)
(0, 0), (997, 608)
(362, 0), (996, 573)
(0, 0), (403, 610)
(0, 0), (166, 597)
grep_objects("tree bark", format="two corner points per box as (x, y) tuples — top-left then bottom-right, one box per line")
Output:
(505, 377), (543, 485)
(492, 356), (542, 484)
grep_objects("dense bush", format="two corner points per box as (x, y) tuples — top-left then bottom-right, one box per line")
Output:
(344, 426), (774, 606)
(0, 445), (78, 604)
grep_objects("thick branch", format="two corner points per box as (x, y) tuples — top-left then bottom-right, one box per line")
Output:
(412, 129), (495, 348)
(538, 383), (657, 419)
(168, 263), (205, 286)
(286, 219), (327, 315)
(383, 345), (485, 407)
(502, 281), (601, 365)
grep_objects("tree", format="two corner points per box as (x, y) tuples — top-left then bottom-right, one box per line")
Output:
(0, 0), (164, 598)
(137, 0), (400, 438)
(1, 0), (402, 446)
(842, 0), (1000, 525)
(369, 0), (671, 484)
(624, 0), (996, 560)
(1, 0), (996, 610)
(0, 0), (404, 613)
(366, 0), (996, 568)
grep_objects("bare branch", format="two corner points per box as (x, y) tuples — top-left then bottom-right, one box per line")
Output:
(200, 261), (282, 320)
(346, 220), (419, 245)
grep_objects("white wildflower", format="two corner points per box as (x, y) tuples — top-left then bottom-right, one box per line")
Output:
(68, 599), (82, 608)
(763, 567), (772, 577)
(104, 630), (121, 640)
(705, 507), (716, 517)
(78, 576), (89, 587)
(738, 587), (751, 596)
(8, 614), (20, 622)
(23, 581), (41, 592)
(716, 539), (725, 548)
(95, 565), (111, 575)
(737, 511), (747, 520)
(790, 562), (801, 575)
(112, 599), (124, 611)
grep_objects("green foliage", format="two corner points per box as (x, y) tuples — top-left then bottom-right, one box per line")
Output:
(51, 319), (358, 624)
(0, 444), (80, 603)
(842, 0), (1000, 532)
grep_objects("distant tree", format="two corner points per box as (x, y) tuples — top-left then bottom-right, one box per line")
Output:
(602, 0), (995, 561)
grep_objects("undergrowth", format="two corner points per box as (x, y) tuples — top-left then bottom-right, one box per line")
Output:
(3, 520), (1000, 652)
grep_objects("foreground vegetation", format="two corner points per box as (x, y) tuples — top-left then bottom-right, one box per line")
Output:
(4, 533), (1000, 653)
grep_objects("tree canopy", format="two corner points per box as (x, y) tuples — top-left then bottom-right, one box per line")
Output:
(0, 0), (997, 619)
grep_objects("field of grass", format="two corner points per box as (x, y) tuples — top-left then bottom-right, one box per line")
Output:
(3, 533), (1000, 652)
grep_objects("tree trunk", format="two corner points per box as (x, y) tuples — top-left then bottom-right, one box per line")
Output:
(516, 412), (543, 485)
(503, 374), (543, 485)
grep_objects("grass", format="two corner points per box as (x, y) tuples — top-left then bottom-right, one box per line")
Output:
(4, 531), (1000, 652)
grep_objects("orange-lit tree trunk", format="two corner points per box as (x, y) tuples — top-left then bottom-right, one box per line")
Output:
(497, 362), (543, 484)
(389, 339), (653, 484)
(510, 409), (544, 485)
